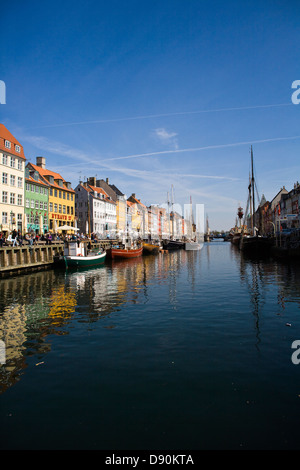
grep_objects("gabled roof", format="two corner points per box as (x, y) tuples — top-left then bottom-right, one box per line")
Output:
(0, 123), (26, 159)
(26, 175), (49, 187)
(128, 194), (147, 208)
(109, 184), (124, 196)
(29, 162), (74, 192)
(82, 184), (117, 205)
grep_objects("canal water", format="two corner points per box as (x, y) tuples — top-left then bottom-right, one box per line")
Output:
(1, 240), (300, 450)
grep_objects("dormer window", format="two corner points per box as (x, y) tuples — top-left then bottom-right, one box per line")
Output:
(15, 144), (21, 153)
(5, 140), (11, 149)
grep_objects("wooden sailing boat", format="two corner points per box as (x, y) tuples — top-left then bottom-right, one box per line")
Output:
(239, 146), (271, 255)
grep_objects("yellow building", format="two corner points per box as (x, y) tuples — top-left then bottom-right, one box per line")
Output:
(28, 157), (75, 232)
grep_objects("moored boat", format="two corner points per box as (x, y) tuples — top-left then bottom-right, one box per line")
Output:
(239, 234), (272, 255)
(142, 242), (160, 255)
(239, 146), (271, 256)
(64, 240), (106, 268)
(106, 237), (143, 259)
(184, 240), (203, 250)
(162, 239), (185, 250)
(107, 246), (143, 259)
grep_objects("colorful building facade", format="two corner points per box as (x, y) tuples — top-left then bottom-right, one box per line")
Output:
(25, 165), (49, 233)
(0, 124), (26, 234)
(27, 157), (75, 232)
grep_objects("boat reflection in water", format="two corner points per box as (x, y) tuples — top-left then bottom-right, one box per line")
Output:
(1, 242), (300, 450)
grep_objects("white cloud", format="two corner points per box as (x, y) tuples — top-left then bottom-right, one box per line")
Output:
(153, 127), (179, 150)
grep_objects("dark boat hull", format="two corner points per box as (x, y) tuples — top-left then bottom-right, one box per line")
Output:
(162, 239), (184, 250)
(240, 236), (271, 255)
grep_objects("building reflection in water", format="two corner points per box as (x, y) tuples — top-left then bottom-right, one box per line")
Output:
(1, 243), (300, 393)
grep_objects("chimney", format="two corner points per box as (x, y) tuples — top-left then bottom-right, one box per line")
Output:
(132, 193), (136, 198)
(88, 177), (96, 186)
(36, 156), (46, 169)
(106, 177), (109, 184)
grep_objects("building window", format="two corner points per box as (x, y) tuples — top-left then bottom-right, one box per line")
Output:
(35, 185), (39, 193)
(2, 212), (7, 224)
(35, 200), (39, 209)
(10, 175), (15, 186)
(54, 189), (57, 197)
(63, 205), (66, 214)
(31, 184), (35, 192)
(49, 188), (53, 196)
(40, 201), (43, 210)
(10, 193), (15, 204)
(31, 200), (34, 209)
(17, 159), (22, 170)
(10, 156), (15, 168)
(2, 154), (8, 165)
(5, 140), (11, 149)
(44, 202), (47, 210)
(59, 204), (62, 213)
(2, 172), (8, 184)
(49, 202), (53, 212)
(26, 198), (30, 208)
(54, 204), (58, 213)
(18, 177), (23, 188)
(2, 191), (7, 203)
(15, 145), (21, 153)
(17, 194), (22, 206)
(26, 183), (30, 191)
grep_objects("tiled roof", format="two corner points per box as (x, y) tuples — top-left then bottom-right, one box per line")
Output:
(0, 123), (26, 159)
(29, 163), (75, 192)
(26, 175), (49, 186)
(88, 185), (117, 204)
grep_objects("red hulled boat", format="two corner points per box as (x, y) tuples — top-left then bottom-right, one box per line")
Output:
(107, 246), (143, 259)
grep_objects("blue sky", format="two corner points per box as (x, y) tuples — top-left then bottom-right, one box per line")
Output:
(1, 0), (300, 230)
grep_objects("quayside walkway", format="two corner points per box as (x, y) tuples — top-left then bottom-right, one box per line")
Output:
(0, 240), (115, 277)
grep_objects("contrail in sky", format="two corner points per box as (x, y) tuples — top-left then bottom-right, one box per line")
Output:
(26, 103), (292, 129)
(101, 134), (300, 161)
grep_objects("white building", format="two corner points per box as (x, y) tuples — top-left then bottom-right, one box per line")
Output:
(75, 182), (117, 237)
(0, 124), (26, 234)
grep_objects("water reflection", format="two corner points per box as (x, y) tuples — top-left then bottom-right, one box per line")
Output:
(231, 243), (300, 349)
(1, 243), (300, 394)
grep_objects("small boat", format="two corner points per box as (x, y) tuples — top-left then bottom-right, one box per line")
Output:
(64, 240), (106, 268)
(162, 239), (185, 250)
(106, 237), (143, 259)
(184, 240), (202, 250)
(107, 246), (143, 259)
(142, 242), (160, 255)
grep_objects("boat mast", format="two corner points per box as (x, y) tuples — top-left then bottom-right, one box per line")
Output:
(251, 146), (255, 235)
(171, 185), (174, 238)
(87, 190), (91, 238)
(167, 191), (171, 238)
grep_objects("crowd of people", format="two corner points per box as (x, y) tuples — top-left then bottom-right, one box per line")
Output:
(0, 230), (101, 247)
